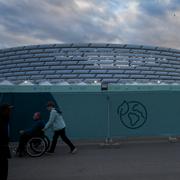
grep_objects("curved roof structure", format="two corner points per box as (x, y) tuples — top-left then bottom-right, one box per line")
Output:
(0, 43), (180, 84)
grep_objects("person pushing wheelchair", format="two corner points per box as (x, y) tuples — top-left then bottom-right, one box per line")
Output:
(43, 101), (77, 154)
(16, 112), (45, 157)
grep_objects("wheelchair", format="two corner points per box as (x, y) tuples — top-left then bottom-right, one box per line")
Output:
(26, 134), (50, 157)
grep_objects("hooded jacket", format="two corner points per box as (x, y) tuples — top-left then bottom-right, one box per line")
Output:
(44, 108), (66, 131)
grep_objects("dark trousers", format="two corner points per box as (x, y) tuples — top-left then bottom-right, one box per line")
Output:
(50, 128), (75, 152)
(0, 158), (8, 180)
(17, 133), (31, 153)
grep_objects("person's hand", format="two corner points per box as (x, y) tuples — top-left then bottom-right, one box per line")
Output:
(19, 130), (24, 134)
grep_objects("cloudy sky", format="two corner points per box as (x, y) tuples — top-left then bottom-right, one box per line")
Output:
(0, 0), (180, 49)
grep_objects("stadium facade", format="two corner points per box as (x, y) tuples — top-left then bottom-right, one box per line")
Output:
(1, 43), (180, 84)
(1, 44), (180, 141)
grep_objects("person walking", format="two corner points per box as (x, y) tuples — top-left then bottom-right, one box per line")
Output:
(43, 101), (77, 154)
(0, 103), (13, 180)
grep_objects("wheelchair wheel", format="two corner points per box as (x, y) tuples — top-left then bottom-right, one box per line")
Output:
(26, 137), (46, 157)
(43, 135), (50, 151)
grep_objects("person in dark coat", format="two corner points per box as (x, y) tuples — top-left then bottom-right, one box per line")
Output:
(16, 112), (45, 157)
(0, 103), (13, 180)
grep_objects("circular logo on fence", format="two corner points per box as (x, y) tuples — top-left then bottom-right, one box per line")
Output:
(117, 101), (147, 129)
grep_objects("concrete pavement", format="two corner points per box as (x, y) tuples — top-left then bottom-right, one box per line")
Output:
(8, 141), (180, 180)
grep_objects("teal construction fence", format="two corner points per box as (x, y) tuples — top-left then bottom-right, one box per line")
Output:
(1, 84), (180, 141)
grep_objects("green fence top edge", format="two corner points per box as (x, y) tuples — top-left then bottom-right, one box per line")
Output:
(109, 84), (180, 92)
(0, 85), (101, 93)
(1, 84), (180, 93)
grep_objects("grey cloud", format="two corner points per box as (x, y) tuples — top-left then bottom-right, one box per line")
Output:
(120, 1), (180, 48)
(139, 1), (167, 16)
(139, 0), (180, 17)
(0, 0), (180, 49)
(0, 0), (122, 44)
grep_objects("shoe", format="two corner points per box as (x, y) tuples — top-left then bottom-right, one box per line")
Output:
(71, 148), (77, 154)
(17, 149), (25, 157)
(18, 152), (24, 157)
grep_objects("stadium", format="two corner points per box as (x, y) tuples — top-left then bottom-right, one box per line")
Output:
(1, 43), (180, 84)
(1, 43), (180, 141)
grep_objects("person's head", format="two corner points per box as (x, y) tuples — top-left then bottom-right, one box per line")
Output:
(47, 101), (55, 111)
(33, 112), (41, 121)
